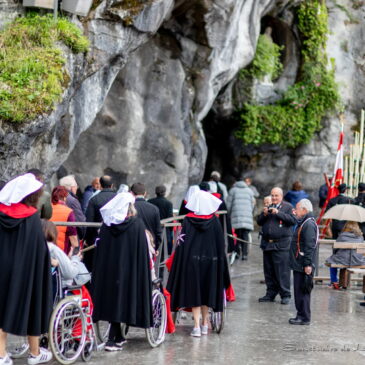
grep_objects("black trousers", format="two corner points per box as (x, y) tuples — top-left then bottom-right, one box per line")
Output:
(236, 229), (250, 256)
(263, 250), (291, 299)
(293, 271), (311, 322)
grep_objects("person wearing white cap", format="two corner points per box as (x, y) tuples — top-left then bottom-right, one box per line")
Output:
(167, 190), (231, 337)
(178, 185), (200, 215)
(91, 193), (153, 351)
(0, 173), (53, 365)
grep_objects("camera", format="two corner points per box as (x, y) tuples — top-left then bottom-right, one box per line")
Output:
(268, 204), (276, 213)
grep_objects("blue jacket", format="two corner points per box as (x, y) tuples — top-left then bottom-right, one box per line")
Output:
(284, 190), (309, 208)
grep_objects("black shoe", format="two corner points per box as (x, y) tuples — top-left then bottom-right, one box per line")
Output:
(258, 295), (275, 302)
(360, 302), (365, 307)
(281, 297), (290, 305)
(289, 318), (310, 325)
(105, 341), (123, 351)
(241, 255), (248, 261)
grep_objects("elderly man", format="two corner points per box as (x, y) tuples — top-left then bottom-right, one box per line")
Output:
(59, 175), (86, 224)
(289, 199), (318, 325)
(257, 187), (297, 304)
(208, 171), (228, 201)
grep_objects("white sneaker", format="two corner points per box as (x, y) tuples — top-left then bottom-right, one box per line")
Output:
(201, 325), (208, 335)
(27, 348), (52, 365)
(190, 327), (201, 337)
(0, 354), (13, 365)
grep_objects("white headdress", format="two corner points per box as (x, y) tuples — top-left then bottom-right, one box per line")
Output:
(184, 185), (200, 202)
(185, 190), (222, 215)
(100, 192), (135, 226)
(0, 173), (43, 206)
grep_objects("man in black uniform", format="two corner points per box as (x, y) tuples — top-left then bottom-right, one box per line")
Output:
(326, 183), (353, 239)
(148, 185), (173, 253)
(289, 199), (318, 325)
(257, 187), (297, 304)
(131, 182), (162, 251)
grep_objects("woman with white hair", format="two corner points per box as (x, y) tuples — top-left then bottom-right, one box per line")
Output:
(0, 174), (53, 365)
(167, 190), (231, 337)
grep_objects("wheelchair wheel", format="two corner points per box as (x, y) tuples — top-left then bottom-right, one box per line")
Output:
(81, 341), (93, 362)
(8, 337), (29, 359)
(95, 321), (110, 343)
(120, 323), (129, 338)
(49, 298), (87, 365)
(210, 292), (227, 334)
(145, 289), (167, 348)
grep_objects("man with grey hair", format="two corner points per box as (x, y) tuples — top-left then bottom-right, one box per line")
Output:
(59, 175), (86, 230)
(289, 198), (318, 325)
(257, 187), (297, 304)
(208, 171), (228, 201)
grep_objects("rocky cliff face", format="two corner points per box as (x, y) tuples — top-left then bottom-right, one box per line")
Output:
(0, 0), (363, 204)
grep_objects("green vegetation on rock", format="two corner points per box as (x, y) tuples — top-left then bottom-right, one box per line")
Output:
(235, 0), (340, 148)
(0, 14), (89, 123)
(240, 34), (283, 81)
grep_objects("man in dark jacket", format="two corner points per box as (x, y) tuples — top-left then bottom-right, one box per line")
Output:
(131, 182), (162, 251)
(257, 187), (297, 304)
(84, 175), (116, 272)
(148, 185), (173, 254)
(326, 183), (353, 239)
(289, 199), (318, 325)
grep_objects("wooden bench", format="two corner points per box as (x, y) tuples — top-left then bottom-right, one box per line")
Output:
(324, 242), (365, 288)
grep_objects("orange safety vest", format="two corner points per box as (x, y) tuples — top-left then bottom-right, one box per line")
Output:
(50, 203), (73, 252)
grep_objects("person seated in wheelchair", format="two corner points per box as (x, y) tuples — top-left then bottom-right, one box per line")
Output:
(41, 220), (91, 290)
(166, 189), (231, 337)
(92, 193), (153, 352)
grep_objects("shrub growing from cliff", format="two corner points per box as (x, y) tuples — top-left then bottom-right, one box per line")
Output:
(0, 14), (89, 123)
(236, 1), (340, 148)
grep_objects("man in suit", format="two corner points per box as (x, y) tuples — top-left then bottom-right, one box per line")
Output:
(84, 175), (116, 272)
(257, 187), (297, 304)
(148, 185), (173, 254)
(131, 182), (162, 251)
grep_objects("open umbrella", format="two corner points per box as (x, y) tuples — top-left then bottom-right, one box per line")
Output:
(323, 204), (365, 222)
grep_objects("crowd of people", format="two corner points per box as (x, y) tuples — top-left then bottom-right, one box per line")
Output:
(1, 168), (364, 364)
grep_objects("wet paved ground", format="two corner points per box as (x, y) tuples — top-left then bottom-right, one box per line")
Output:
(10, 236), (365, 364)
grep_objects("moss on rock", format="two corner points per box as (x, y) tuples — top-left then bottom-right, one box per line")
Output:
(0, 14), (89, 123)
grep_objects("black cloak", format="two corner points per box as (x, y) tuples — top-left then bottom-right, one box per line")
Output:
(167, 215), (231, 312)
(0, 211), (52, 336)
(92, 216), (152, 328)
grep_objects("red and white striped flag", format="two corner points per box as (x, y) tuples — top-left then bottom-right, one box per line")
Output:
(316, 125), (344, 225)
(328, 125), (344, 201)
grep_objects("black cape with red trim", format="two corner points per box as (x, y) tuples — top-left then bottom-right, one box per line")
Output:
(167, 215), (231, 312)
(0, 205), (52, 336)
(92, 216), (152, 328)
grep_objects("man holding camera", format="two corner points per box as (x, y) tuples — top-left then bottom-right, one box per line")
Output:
(257, 187), (297, 304)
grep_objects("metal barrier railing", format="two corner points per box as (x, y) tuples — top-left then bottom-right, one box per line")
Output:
(53, 211), (228, 287)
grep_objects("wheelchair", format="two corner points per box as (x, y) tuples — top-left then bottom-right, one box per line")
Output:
(9, 269), (104, 364)
(172, 291), (227, 334)
(95, 279), (167, 348)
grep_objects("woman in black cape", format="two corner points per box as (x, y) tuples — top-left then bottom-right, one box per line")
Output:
(167, 190), (231, 337)
(0, 173), (53, 365)
(92, 193), (152, 351)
